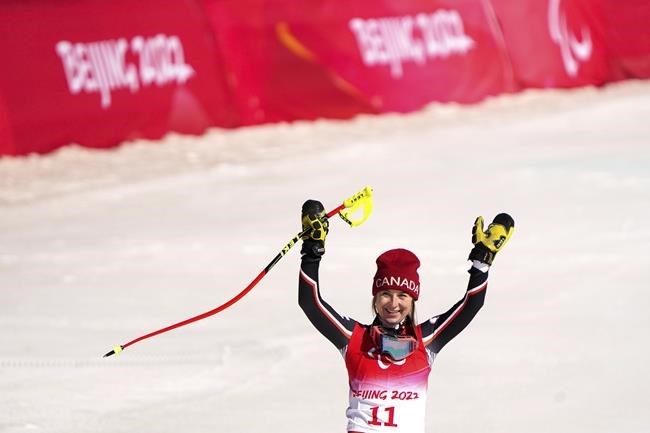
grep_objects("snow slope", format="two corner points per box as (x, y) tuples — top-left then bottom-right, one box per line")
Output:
(1, 80), (649, 433)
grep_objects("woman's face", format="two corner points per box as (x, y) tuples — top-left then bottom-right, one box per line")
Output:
(374, 289), (414, 327)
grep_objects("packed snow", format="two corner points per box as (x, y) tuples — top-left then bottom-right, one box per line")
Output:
(1, 80), (649, 433)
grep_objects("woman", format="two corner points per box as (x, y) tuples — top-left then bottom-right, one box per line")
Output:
(298, 200), (514, 433)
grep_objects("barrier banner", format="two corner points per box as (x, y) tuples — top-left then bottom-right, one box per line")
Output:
(0, 0), (235, 156)
(602, 0), (650, 79)
(201, 0), (379, 125)
(2, 0), (648, 156)
(489, 0), (612, 88)
(203, 0), (516, 123)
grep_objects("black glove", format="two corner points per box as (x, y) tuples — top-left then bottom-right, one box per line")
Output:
(468, 213), (515, 265)
(300, 199), (329, 260)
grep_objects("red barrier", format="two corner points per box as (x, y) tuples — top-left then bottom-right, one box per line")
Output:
(201, 0), (381, 125)
(1, 0), (648, 156)
(602, 0), (650, 79)
(0, 0), (236, 156)
(203, 0), (517, 123)
(489, 0), (611, 88)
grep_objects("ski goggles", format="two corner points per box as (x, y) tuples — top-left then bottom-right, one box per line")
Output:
(370, 326), (418, 361)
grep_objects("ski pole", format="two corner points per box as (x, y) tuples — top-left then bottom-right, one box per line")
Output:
(103, 186), (373, 358)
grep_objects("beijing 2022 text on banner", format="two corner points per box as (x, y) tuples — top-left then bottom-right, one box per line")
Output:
(1, 0), (649, 156)
(0, 0), (235, 156)
(202, 0), (517, 124)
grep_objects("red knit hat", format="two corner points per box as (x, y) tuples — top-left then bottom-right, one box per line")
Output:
(372, 248), (421, 300)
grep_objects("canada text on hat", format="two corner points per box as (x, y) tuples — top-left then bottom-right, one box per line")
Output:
(372, 248), (421, 300)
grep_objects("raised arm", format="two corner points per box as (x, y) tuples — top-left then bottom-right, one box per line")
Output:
(420, 263), (488, 354)
(298, 200), (357, 350)
(420, 213), (515, 355)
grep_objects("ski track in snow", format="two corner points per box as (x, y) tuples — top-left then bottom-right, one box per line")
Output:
(1, 80), (649, 433)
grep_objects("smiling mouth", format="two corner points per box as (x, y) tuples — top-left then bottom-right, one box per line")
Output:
(384, 309), (401, 315)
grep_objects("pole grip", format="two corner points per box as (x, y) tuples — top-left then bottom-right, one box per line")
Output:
(339, 186), (373, 226)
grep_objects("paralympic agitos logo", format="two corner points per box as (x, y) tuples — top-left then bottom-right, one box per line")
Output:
(548, 0), (593, 77)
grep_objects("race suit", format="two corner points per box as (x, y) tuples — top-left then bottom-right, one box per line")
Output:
(299, 256), (488, 433)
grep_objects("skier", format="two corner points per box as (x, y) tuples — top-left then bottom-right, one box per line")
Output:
(298, 200), (514, 433)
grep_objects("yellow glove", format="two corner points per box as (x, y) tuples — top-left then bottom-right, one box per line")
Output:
(300, 200), (329, 260)
(469, 213), (515, 265)
(301, 200), (329, 242)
